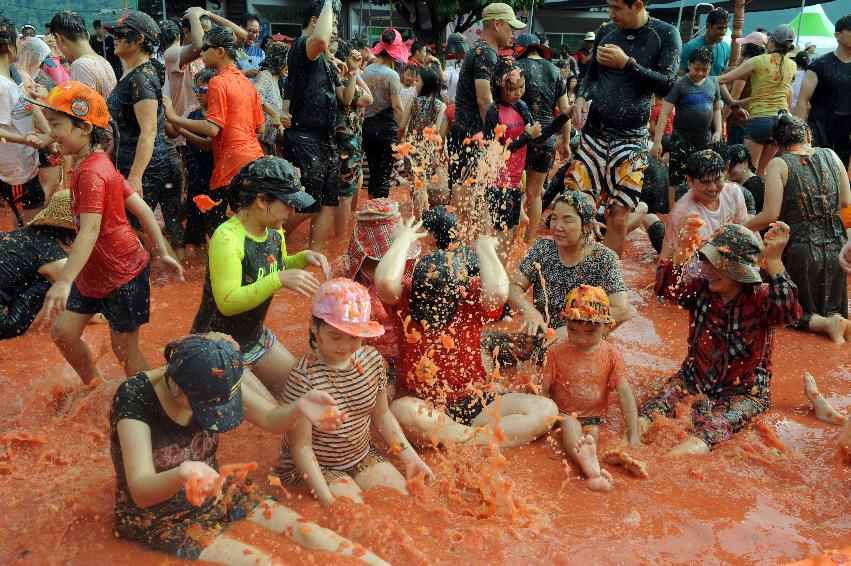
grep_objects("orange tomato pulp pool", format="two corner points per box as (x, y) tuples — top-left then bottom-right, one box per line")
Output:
(0, 186), (849, 565)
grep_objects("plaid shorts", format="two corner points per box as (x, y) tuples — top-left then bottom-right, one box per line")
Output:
(277, 446), (387, 485)
(565, 131), (649, 209)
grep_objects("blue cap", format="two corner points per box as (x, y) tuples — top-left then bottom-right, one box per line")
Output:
(513, 33), (551, 60)
(165, 334), (244, 432)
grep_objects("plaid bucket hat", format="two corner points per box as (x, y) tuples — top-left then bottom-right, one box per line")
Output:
(698, 224), (763, 284)
(332, 198), (421, 279)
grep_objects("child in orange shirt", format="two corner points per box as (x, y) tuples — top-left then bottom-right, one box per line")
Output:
(543, 285), (641, 491)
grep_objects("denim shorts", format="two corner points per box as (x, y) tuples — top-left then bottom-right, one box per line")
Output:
(66, 263), (151, 333)
(745, 116), (778, 145)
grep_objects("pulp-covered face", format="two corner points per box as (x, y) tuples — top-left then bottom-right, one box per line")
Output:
(607, 0), (644, 29)
(45, 110), (90, 155)
(550, 202), (585, 247)
(688, 174), (724, 205)
(700, 259), (742, 297)
(314, 321), (363, 367)
(500, 78), (525, 104)
(566, 320), (606, 350)
(688, 61), (711, 83)
(256, 195), (293, 229)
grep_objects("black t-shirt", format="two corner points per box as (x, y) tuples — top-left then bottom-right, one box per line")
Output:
(517, 57), (566, 131)
(808, 53), (851, 117)
(285, 36), (341, 139)
(742, 175), (765, 214)
(452, 40), (499, 136)
(575, 48), (592, 78)
(0, 226), (66, 305)
(107, 60), (171, 177)
(110, 373), (220, 535)
(579, 18), (680, 137)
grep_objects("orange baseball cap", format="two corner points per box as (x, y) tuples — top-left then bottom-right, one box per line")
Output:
(28, 81), (110, 129)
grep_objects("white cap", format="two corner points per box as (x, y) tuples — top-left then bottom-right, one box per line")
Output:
(584, 31), (596, 41)
(805, 41), (816, 48)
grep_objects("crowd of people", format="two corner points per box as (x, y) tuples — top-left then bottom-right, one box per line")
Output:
(1, 0), (850, 563)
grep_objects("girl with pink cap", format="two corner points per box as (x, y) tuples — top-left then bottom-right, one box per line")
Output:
(273, 278), (433, 504)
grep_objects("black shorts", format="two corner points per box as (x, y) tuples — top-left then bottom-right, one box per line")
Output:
(485, 186), (522, 231)
(283, 130), (338, 209)
(444, 392), (498, 426)
(525, 140), (556, 173)
(447, 128), (478, 182)
(0, 175), (45, 210)
(66, 263), (151, 333)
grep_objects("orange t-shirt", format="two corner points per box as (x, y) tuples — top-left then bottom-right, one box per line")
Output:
(545, 340), (626, 418)
(205, 64), (265, 190)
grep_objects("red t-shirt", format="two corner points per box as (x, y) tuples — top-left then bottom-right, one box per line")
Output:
(391, 277), (503, 404)
(205, 64), (265, 190)
(70, 152), (149, 298)
(496, 104), (527, 188)
(651, 102), (675, 136)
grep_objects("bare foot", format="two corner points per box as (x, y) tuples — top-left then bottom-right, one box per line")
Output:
(803, 372), (847, 425)
(601, 448), (650, 478)
(827, 314), (846, 345)
(573, 435), (613, 491)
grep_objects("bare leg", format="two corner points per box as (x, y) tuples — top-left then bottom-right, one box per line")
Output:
(334, 196), (353, 238)
(390, 397), (476, 446)
(309, 205), (335, 253)
(839, 417), (851, 456)
(626, 201), (648, 233)
(284, 211), (313, 235)
(51, 311), (100, 383)
(524, 170), (547, 243)
(199, 536), (280, 566)
(803, 372), (847, 425)
(353, 461), (408, 495)
(495, 228), (513, 268)
(744, 139), (764, 177)
(666, 435), (711, 456)
(807, 314), (847, 345)
(109, 329), (149, 376)
(328, 473), (365, 503)
(251, 341), (297, 399)
(469, 393), (559, 447)
(247, 500), (389, 565)
(601, 203), (630, 258)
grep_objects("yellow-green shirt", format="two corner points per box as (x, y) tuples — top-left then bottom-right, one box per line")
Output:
(748, 53), (797, 119)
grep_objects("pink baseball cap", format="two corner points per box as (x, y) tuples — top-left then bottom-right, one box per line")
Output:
(736, 31), (767, 47)
(370, 28), (410, 62)
(312, 279), (385, 338)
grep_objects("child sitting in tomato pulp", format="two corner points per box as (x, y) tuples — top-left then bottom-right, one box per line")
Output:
(273, 278), (433, 504)
(543, 285), (641, 491)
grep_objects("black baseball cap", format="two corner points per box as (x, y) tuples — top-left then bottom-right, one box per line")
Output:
(836, 14), (851, 33)
(165, 334), (244, 432)
(231, 156), (317, 212)
(104, 11), (160, 43)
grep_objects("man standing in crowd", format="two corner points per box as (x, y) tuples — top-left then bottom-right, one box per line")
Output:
(49, 11), (116, 98)
(515, 33), (572, 243)
(238, 14), (265, 76)
(282, 0), (344, 253)
(89, 19), (122, 78)
(795, 13), (851, 168)
(448, 2), (525, 183)
(568, 0), (680, 257)
(409, 40), (447, 84)
(20, 24), (36, 38)
(679, 8), (729, 77)
(575, 31), (595, 78)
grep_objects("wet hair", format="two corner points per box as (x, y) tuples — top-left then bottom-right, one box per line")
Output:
(303, 0), (339, 30)
(418, 67), (440, 99)
(741, 42), (765, 59)
(149, 56), (165, 83)
(771, 110), (810, 149)
(349, 34), (369, 50)
(119, 27), (156, 55)
(260, 41), (289, 74)
(92, 19), (102, 28)
(402, 62), (418, 75)
(755, 27), (768, 34)
(706, 8), (729, 27)
(0, 15), (16, 51)
(490, 56), (524, 103)
(793, 50), (809, 70)
(49, 11), (89, 42)
(158, 19), (181, 53)
(308, 315), (326, 349)
(421, 205), (458, 249)
(688, 46), (713, 66)
(726, 143), (754, 171)
(615, 0), (641, 7)
(410, 250), (468, 329)
(335, 39), (351, 60)
(204, 26), (238, 60)
(685, 149), (725, 181)
(244, 14), (261, 27)
(32, 224), (76, 247)
(194, 67), (217, 85)
(836, 14), (851, 34)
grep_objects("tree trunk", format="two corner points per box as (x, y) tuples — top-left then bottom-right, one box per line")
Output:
(729, 0), (746, 69)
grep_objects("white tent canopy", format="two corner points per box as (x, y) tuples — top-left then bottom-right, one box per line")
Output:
(790, 4), (837, 52)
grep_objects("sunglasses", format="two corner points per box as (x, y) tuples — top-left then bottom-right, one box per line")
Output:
(192, 85), (208, 94)
(112, 28), (134, 41)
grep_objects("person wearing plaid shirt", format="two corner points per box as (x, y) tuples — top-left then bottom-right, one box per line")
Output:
(641, 220), (802, 455)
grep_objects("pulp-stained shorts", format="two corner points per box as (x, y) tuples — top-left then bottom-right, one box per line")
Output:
(284, 130), (338, 209)
(525, 139), (557, 174)
(66, 263), (151, 333)
(565, 131), (649, 209)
